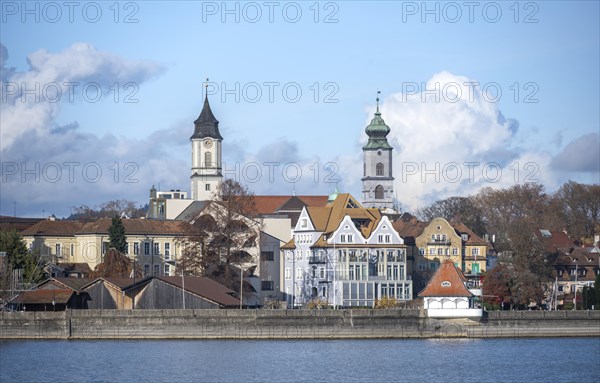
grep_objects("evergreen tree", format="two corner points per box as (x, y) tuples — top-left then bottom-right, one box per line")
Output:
(108, 216), (127, 253)
(0, 229), (44, 286)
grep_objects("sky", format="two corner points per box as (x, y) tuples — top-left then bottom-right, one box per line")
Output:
(1, 1), (599, 217)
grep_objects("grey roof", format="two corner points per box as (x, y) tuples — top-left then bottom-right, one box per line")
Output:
(191, 96), (223, 140)
(175, 201), (207, 222)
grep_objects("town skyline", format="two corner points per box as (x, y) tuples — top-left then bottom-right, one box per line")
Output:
(1, 2), (599, 217)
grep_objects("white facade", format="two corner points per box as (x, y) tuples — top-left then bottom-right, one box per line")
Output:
(191, 137), (223, 201)
(283, 209), (412, 308)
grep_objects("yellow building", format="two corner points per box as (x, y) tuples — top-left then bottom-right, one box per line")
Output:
(22, 218), (188, 275)
(414, 217), (488, 289)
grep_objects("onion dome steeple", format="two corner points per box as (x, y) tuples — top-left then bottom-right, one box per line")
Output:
(363, 93), (392, 150)
(191, 94), (222, 140)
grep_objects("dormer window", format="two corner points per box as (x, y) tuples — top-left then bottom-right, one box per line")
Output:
(441, 281), (451, 287)
(461, 234), (469, 241)
(301, 219), (307, 229)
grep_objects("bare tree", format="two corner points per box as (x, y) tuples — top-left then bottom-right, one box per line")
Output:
(178, 179), (260, 296)
(416, 196), (486, 236)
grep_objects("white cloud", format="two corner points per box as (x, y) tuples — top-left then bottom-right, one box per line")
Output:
(0, 42), (163, 151)
(363, 71), (564, 211)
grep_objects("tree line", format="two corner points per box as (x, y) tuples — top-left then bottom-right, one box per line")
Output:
(416, 180), (599, 309)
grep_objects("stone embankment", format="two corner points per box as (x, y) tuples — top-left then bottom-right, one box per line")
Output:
(1, 309), (598, 340)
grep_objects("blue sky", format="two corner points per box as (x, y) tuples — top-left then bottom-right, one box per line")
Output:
(1, 1), (599, 217)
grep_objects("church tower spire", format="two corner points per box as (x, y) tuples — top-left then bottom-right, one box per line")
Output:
(191, 81), (223, 201)
(361, 91), (395, 211)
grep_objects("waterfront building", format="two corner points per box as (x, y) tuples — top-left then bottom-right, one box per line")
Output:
(282, 193), (412, 308)
(419, 259), (482, 318)
(411, 217), (489, 291)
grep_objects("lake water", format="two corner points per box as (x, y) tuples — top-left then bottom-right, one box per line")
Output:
(1, 338), (599, 382)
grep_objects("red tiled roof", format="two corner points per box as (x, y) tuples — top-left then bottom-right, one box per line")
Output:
(418, 259), (473, 298)
(450, 222), (487, 245)
(534, 230), (574, 253)
(11, 289), (75, 305)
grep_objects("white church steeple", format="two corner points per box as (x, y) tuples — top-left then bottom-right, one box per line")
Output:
(190, 89), (223, 201)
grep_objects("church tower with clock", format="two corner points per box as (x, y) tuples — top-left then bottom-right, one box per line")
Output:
(190, 94), (223, 201)
(361, 94), (395, 211)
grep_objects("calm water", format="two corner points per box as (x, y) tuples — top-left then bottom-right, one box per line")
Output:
(1, 338), (599, 382)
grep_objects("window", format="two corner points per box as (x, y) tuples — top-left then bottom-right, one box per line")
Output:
(311, 266), (317, 278)
(340, 234), (346, 243)
(261, 251), (274, 261)
(134, 243), (140, 255)
(378, 234), (383, 243)
(376, 162), (384, 176)
(261, 280), (274, 291)
(70, 244), (74, 257)
(429, 262), (437, 270)
(558, 285), (564, 292)
(438, 248), (444, 255)
(102, 242), (109, 254)
(144, 242), (150, 255)
(418, 262), (426, 271)
(452, 248), (458, 256)
(164, 264), (171, 275)
(301, 218), (307, 229)
(471, 248), (480, 256)
(55, 243), (62, 258)
(205, 151), (212, 167)
(322, 286), (327, 298)
(153, 242), (160, 255)
(205, 183), (211, 191)
(441, 281), (451, 287)
(153, 264), (159, 276)
(419, 248), (425, 255)
(385, 235), (391, 243)
(558, 269), (563, 277)
(348, 234), (354, 242)
(569, 269), (576, 276)
(375, 185), (384, 199)
(296, 268), (303, 279)
(165, 243), (171, 260)
(285, 268), (291, 280)
(144, 264), (150, 276)
(429, 248), (436, 255)
(319, 267), (325, 279)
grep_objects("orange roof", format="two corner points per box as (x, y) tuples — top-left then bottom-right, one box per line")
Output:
(418, 259), (473, 298)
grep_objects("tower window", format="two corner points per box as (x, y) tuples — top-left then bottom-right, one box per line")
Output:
(376, 163), (384, 176)
(375, 185), (384, 199)
(205, 152), (212, 167)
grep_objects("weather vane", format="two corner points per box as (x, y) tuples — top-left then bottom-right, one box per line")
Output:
(203, 78), (210, 98)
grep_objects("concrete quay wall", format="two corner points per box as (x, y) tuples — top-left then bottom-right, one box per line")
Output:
(1, 309), (598, 340)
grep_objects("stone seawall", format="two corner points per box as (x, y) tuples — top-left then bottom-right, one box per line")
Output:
(1, 310), (599, 340)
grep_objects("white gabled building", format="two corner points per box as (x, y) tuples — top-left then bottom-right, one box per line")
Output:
(281, 193), (412, 308)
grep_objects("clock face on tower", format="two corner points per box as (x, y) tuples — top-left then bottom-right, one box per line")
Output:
(203, 139), (213, 148)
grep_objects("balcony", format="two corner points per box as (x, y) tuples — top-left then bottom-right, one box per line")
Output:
(427, 239), (452, 246)
(308, 256), (327, 264)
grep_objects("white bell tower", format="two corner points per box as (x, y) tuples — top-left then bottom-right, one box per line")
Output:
(191, 92), (223, 201)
